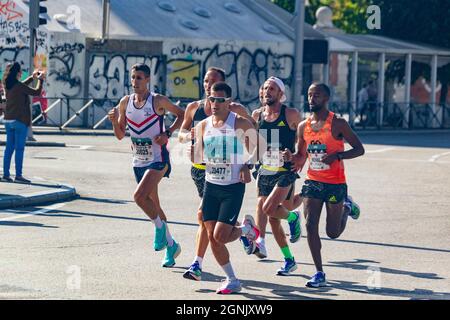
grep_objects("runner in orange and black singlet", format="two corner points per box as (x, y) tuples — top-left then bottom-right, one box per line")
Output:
(291, 83), (365, 288)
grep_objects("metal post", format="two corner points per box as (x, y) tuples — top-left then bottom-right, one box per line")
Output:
(431, 55), (438, 128)
(32, 99), (61, 124)
(323, 51), (330, 85)
(350, 51), (358, 126)
(293, 0), (305, 113)
(377, 53), (385, 127)
(93, 114), (110, 130)
(404, 54), (412, 129)
(61, 99), (94, 129)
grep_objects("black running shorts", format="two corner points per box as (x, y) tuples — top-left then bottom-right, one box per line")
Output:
(202, 182), (245, 226)
(300, 180), (348, 204)
(257, 171), (299, 198)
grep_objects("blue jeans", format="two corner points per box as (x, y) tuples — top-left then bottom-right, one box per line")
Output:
(3, 120), (28, 177)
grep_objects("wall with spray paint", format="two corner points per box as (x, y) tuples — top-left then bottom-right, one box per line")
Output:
(46, 32), (86, 126)
(0, 2), (295, 127)
(84, 39), (294, 127)
(0, 0), (30, 79)
(164, 39), (295, 110)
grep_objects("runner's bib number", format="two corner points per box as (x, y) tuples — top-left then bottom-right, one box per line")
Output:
(132, 137), (154, 162)
(206, 160), (232, 182)
(262, 150), (284, 168)
(308, 144), (330, 171)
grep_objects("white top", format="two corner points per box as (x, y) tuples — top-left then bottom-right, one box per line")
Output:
(203, 112), (244, 185)
(125, 93), (168, 167)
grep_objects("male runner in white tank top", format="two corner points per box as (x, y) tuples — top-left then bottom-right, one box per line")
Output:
(178, 67), (254, 281)
(108, 63), (185, 268)
(192, 82), (261, 294)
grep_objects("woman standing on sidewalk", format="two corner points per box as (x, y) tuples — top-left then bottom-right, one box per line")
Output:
(1, 62), (45, 183)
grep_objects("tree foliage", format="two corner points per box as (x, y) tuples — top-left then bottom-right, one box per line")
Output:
(272, 0), (450, 102)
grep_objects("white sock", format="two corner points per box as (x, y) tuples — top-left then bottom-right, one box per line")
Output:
(165, 223), (174, 247)
(221, 262), (237, 281)
(152, 216), (163, 229)
(256, 237), (265, 245)
(193, 256), (203, 268)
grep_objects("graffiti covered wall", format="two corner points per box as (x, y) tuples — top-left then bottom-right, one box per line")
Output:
(0, 0), (29, 79)
(164, 39), (295, 109)
(45, 32), (86, 126)
(88, 53), (162, 100)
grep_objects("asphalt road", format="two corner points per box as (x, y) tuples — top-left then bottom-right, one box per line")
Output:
(0, 131), (449, 300)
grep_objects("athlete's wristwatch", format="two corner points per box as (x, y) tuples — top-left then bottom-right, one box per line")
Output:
(165, 130), (172, 138)
(244, 161), (254, 170)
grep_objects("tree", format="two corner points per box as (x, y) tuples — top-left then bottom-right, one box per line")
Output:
(273, 0), (450, 103)
(271, 0), (295, 13)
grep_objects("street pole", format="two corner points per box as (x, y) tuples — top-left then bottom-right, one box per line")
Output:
(29, 28), (36, 75)
(29, 0), (38, 75)
(293, 0), (305, 114)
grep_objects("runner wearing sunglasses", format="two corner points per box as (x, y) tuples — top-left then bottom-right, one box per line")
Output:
(191, 81), (260, 294)
(178, 67), (253, 281)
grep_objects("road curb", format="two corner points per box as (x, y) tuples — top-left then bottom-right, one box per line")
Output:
(0, 130), (114, 136)
(0, 141), (66, 147)
(0, 183), (78, 210)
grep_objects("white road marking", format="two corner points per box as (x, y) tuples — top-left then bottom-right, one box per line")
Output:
(366, 157), (450, 164)
(366, 147), (396, 154)
(0, 203), (66, 222)
(67, 145), (92, 150)
(429, 151), (450, 163)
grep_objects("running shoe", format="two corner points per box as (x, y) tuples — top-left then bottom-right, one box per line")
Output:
(240, 236), (256, 255)
(344, 196), (360, 220)
(216, 278), (242, 294)
(288, 210), (302, 243)
(242, 215), (260, 241)
(276, 257), (297, 275)
(183, 261), (202, 281)
(154, 221), (168, 251)
(254, 241), (267, 259)
(306, 271), (327, 288)
(162, 240), (181, 267)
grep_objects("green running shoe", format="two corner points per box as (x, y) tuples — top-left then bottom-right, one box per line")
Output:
(154, 221), (168, 251)
(162, 240), (181, 268)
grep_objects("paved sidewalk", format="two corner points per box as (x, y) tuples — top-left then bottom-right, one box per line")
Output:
(0, 178), (77, 209)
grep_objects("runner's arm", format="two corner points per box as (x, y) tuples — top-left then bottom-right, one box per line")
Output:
(191, 120), (205, 164)
(155, 95), (185, 135)
(178, 101), (197, 143)
(291, 120), (308, 172)
(336, 118), (365, 160)
(108, 96), (128, 140)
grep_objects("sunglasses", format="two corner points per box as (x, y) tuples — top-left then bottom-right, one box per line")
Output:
(208, 96), (230, 103)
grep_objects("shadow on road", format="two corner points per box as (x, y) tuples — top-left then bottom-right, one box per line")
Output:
(360, 132), (450, 149)
(78, 196), (133, 205)
(0, 220), (58, 228)
(326, 279), (450, 300)
(328, 259), (444, 280)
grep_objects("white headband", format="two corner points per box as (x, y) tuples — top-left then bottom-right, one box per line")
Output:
(265, 76), (287, 102)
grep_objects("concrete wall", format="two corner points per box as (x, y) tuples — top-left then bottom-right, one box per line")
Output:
(1, 2), (295, 127)
(0, 0), (30, 78)
(164, 38), (295, 110)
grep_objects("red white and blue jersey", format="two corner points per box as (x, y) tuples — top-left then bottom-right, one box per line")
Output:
(126, 93), (169, 167)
